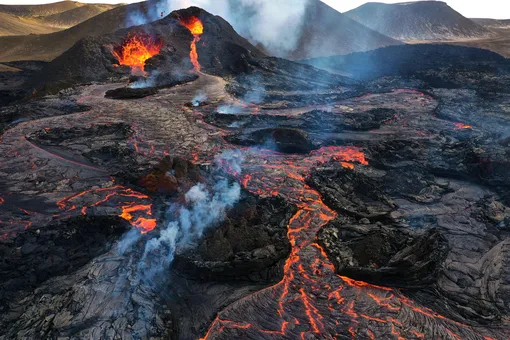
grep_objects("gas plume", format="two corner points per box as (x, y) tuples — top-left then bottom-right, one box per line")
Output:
(126, 0), (310, 58)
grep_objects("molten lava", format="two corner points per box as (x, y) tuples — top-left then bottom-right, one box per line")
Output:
(180, 16), (204, 72)
(57, 185), (157, 233)
(198, 143), (488, 339)
(112, 34), (162, 74)
(453, 122), (473, 130)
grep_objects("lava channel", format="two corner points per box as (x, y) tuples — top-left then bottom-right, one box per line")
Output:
(180, 16), (204, 72)
(199, 146), (495, 339)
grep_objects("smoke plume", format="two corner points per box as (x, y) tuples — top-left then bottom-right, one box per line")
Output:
(117, 150), (243, 281)
(126, 0), (311, 57)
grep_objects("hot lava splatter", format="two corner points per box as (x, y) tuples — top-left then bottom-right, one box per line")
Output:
(180, 16), (204, 72)
(112, 34), (162, 74)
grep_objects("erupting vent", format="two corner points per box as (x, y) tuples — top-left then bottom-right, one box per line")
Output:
(112, 34), (162, 74)
(180, 16), (204, 72)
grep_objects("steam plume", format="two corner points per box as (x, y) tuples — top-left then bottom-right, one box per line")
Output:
(126, 0), (311, 57)
(117, 150), (243, 280)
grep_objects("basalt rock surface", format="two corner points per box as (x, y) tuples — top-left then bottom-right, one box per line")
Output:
(0, 215), (129, 305)
(105, 86), (159, 99)
(174, 194), (296, 282)
(225, 128), (314, 154)
(206, 108), (396, 132)
(308, 167), (397, 219)
(318, 222), (448, 288)
(313, 161), (510, 325)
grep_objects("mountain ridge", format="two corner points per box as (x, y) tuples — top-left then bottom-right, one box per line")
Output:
(345, 1), (496, 41)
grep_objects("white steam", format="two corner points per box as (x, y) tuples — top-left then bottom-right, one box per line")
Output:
(138, 179), (241, 278)
(192, 90), (207, 106)
(117, 150), (243, 280)
(126, 0), (311, 57)
(129, 70), (160, 89)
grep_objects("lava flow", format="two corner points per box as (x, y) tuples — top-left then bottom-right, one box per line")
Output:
(453, 122), (473, 130)
(200, 145), (491, 339)
(180, 16), (204, 71)
(112, 34), (162, 74)
(57, 185), (156, 233)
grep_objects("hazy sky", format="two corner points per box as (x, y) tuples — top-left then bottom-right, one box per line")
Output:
(0, 0), (508, 19)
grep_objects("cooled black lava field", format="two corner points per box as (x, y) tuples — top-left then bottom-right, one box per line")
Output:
(0, 6), (509, 340)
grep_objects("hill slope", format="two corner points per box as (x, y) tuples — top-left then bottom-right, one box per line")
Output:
(266, 0), (402, 60)
(0, 2), (142, 62)
(0, 1), (117, 37)
(30, 6), (267, 93)
(0, 1), (83, 17)
(345, 1), (495, 41)
(0, 12), (62, 36)
(473, 18), (510, 30)
(39, 4), (117, 28)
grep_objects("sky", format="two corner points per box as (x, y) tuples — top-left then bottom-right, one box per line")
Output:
(0, 0), (508, 19)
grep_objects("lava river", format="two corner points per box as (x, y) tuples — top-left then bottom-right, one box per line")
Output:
(197, 148), (497, 338)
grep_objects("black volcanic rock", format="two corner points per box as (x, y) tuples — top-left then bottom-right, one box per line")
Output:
(105, 86), (159, 99)
(311, 161), (510, 324)
(173, 194), (296, 282)
(0, 215), (129, 303)
(207, 108), (395, 132)
(226, 128), (314, 154)
(345, 1), (495, 41)
(302, 44), (510, 89)
(307, 167), (397, 219)
(318, 221), (448, 288)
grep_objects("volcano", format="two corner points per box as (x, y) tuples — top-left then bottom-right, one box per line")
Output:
(345, 1), (495, 41)
(1, 2), (510, 340)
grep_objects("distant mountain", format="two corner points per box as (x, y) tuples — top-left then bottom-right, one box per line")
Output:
(472, 18), (510, 36)
(0, 1), (117, 37)
(278, 0), (402, 60)
(472, 19), (510, 30)
(345, 1), (496, 41)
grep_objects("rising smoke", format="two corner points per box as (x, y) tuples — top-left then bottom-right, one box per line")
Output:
(126, 0), (311, 57)
(117, 150), (243, 281)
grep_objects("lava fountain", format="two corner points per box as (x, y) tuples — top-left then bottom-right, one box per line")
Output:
(112, 34), (162, 74)
(180, 16), (204, 72)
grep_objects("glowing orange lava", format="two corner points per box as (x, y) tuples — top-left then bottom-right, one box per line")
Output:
(180, 16), (204, 71)
(453, 122), (473, 130)
(112, 34), (162, 73)
(199, 145), (496, 339)
(57, 185), (157, 233)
